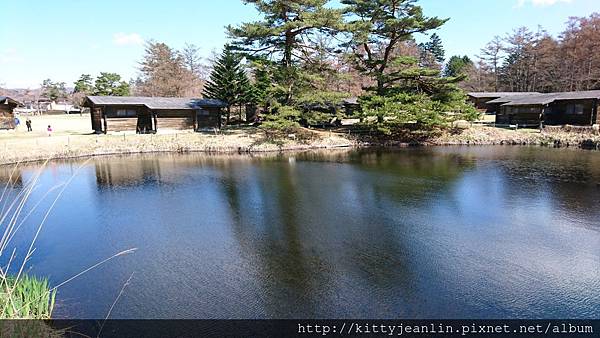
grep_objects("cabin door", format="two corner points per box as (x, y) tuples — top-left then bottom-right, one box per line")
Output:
(137, 111), (154, 134)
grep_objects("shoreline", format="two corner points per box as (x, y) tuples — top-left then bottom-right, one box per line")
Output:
(0, 144), (357, 167)
(0, 131), (358, 166)
(1, 126), (599, 166)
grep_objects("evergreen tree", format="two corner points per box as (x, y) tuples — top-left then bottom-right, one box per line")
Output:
(444, 55), (473, 77)
(94, 73), (130, 96)
(227, 0), (344, 104)
(342, 0), (447, 95)
(246, 61), (276, 115)
(236, 66), (254, 120)
(420, 33), (446, 65)
(41, 79), (67, 101)
(74, 74), (94, 94)
(203, 46), (250, 125)
(342, 0), (477, 130)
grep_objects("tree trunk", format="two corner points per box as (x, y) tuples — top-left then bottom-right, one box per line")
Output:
(376, 76), (385, 96)
(283, 29), (295, 104)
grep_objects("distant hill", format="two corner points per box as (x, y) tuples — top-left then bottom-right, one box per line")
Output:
(0, 88), (43, 102)
(0, 87), (74, 103)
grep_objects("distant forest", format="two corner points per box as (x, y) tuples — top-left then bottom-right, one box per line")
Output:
(463, 13), (600, 93)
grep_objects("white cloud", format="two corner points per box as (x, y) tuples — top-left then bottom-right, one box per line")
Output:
(516, 0), (573, 7)
(113, 32), (144, 46)
(0, 48), (24, 64)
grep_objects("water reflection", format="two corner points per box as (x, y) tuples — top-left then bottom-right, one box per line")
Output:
(0, 165), (23, 188)
(0, 147), (598, 319)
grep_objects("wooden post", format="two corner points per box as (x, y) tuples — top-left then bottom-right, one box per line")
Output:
(540, 107), (545, 131)
(153, 112), (158, 133)
(592, 99), (598, 125)
(193, 111), (198, 132)
(102, 109), (107, 134)
(218, 109), (222, 130)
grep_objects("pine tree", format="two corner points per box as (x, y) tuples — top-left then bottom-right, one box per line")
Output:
(342, 0), (447, 95)
(247, 62), (274, 113)
(94, 73), (130, 96)
(235, 67), (253, 121)
(342, 0), (477, 129)
(74, 74), (94, 94)
(428, 33), (446, 63)
(444, 56), (473, 77)
(41, 79), (67, 101)
(419, 33), (446, 68)
(203, 46), (250, 125)
(227, 0), (344, 104)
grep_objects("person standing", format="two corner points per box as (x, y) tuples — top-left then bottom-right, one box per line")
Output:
(47, 125), (53, 137)
(26, 118), (32, 132)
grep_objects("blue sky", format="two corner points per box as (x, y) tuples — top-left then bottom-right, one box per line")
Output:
(1, 0), (598, 88)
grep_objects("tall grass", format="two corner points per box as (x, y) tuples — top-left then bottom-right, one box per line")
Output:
(0, 275), (55, 319)
(0, 160), (57, 319)
(0, 160), (136, 319)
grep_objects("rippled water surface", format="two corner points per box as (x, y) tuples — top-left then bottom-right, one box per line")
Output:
(0, 146), (598, 319)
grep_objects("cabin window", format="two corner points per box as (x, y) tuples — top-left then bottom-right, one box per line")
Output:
(197, 109), (210, 116)
(566, 104), (584, 115)
(507, 107), (539, 114)
(116, 109), (137, 117)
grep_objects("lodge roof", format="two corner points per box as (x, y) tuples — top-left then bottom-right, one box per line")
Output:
(500, 90), (600, 106)
(85, 96), (227, 109)
(0, 96), (21, 106)
(467, 92), (540, 99)
(486, 94), (544, 105)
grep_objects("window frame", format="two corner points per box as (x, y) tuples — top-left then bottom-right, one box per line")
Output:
(566, 104), (585, 115)
(116, 109), (137, 118)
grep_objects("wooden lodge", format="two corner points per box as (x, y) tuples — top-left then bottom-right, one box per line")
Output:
(492, 91), (600, 128)
(467, 92), (539, 114)
(0, 96), (20, 130)
(84, 96), (226, 134)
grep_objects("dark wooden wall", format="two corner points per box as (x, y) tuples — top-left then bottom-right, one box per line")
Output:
(109, 118), (139, 132)
(545, 99), (596, 126)
(89, 104), (222, 133)
(91, 108), (103, 133)
(96, 105), (153, 133)
(469, 97), (498, 112)
(156, 110), (194, 130)
(197, 108), (222, 129)
(496, 105), (542, 127)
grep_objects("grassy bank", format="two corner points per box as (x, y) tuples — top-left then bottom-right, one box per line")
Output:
(0, 127), (355, 166)
(355, 125), (600, 149)
(432, 126), (600, 148)
(1, 124), (599, 166)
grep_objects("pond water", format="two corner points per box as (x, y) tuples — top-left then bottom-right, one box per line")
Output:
(0, 146), (599, 319)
